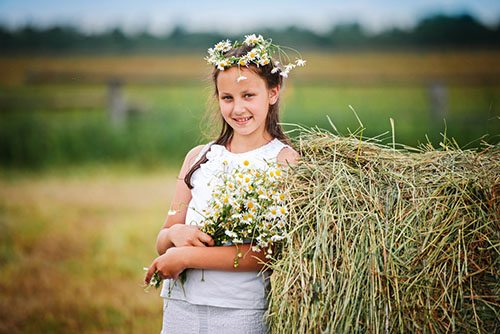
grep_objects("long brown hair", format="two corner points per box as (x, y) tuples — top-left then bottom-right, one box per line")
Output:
(184, 44), (292, 189)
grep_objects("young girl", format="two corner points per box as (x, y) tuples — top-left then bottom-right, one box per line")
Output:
(145, 34), (303, 334)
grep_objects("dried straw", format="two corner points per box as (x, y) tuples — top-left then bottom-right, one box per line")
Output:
(268, 126), (500, 333)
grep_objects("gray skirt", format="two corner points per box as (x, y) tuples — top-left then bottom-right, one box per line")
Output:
(161, 298), (268, 334)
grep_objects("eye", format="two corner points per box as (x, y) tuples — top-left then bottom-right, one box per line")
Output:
(221, 95), (232, 101)
(244, 93), (253, 98)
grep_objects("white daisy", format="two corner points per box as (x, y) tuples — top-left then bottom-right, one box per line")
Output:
(258, 54), (270, 66)
(244, 34), (258, 46)
(205, 55), (217, 65)
(271, 234), (285, 242)
(217, 59), (230, 70)
(214, 39), (232, 53)
(296, 59), (307, 66)
(225, 230), (237, 239)
(246, 49), (259, 60)
(238, 57), (249, 67)
(222, 40), (232, 52)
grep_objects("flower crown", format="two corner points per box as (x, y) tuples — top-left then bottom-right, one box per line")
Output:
(205, 34), (306, 82)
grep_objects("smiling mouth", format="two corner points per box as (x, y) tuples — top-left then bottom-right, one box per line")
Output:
(234, 116), (253, 124)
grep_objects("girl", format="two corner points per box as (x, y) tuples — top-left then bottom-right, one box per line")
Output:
(145, 34), (303, 334)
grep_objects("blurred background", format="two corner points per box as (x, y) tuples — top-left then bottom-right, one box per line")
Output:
(0, 0), (499, 333)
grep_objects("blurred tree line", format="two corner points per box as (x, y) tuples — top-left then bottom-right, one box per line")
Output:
(0, 13), (499, 54)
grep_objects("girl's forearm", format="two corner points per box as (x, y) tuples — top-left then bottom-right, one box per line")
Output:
(181, 244), (268, 272)
(156, 228), (173, 255)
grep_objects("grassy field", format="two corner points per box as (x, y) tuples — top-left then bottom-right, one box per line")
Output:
(0, 51), (499, 169)
(0, 166), (178, 333)
(0, 51), (499, 333)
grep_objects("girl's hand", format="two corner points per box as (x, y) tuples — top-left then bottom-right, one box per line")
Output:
(145, 247), (186, 283)
(167, 224), (214, 247)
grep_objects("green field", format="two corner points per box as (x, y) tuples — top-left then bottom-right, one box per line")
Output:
(0, 51), (499, 333)
(1, 51), (499, 170)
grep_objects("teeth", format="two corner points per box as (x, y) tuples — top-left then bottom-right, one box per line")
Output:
(236, 117), (251, 122)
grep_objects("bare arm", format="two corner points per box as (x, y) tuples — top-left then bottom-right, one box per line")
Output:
(145, 145), (300, 283)
(277, 146), (301, 167)
(155, 145), (214, 255)
(145, 243), (268, 282)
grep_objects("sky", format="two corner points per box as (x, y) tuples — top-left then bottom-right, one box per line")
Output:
(0, 0), (499, 35)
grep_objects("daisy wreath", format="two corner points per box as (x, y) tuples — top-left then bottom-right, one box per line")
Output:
(205, 33), (306, 82)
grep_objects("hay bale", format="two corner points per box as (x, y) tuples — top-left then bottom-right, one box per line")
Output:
(269, 128), (500, 333)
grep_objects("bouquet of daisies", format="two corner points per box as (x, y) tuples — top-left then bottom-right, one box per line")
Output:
(145, 159), (288, 290)
(199, 159), (288, 267)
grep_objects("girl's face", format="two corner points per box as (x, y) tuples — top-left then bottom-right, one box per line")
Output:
(217, 66), (279, 140)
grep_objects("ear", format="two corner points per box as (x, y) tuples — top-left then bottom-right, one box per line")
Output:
(269, 85), (280, 105)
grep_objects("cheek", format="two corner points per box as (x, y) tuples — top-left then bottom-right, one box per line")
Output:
(219, 104), (231, 119)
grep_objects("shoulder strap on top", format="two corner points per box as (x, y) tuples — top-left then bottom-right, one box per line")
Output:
(261, 139), (290, 160)
(190, 141), (214, 168)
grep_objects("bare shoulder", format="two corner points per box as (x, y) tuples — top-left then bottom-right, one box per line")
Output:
(178, 144), (208, 178)
(277, 147), (301, 167)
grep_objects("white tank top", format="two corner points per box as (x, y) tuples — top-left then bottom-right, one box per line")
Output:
(160, 138), (290, 309)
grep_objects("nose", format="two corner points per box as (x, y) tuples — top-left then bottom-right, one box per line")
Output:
(233, 97), (245, 115)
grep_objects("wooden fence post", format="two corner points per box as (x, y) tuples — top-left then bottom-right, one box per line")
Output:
(429, 81), (448, 123)
(108, 79), (126, 127)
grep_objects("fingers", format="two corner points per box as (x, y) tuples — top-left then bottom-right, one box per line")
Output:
(198, 231), (215, 246)
(144, 260), (157, 284)
(188, 230), (214, 247)
(191, 238), (208, 247)
(194, 226), (214, 246)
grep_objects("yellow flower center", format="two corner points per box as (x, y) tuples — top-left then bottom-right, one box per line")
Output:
(248, 202), (254, 208)
(243, 160), (249, 166)
(280, 208), (286, 214)
(271, 209), (277, 215)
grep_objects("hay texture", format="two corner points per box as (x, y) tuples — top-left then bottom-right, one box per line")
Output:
(268, 128), (500, 333)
